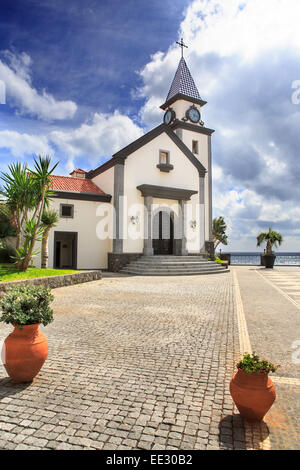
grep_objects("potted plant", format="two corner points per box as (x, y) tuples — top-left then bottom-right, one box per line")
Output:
(230, 353), (279, 423)
(256, 227), (283, 269)
(0, 284), (54, 383)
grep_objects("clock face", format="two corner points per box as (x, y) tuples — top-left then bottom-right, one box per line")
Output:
(164, 109), (175, 125)
(187, 107), (200, 123)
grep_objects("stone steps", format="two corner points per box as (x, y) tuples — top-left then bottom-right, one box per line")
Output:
(121, 268), (229, 276)
(120, 255), (229, 276)
(126, 263), (220, 269)
(142, 256), (207, 261)
(128, 260), (215, 265)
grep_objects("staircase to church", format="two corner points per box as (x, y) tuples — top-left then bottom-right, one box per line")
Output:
(120, 255), (229, 276)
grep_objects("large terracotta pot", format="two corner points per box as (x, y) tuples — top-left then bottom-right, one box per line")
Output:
(230, 368), (276, 423)
(3, 324), (48, 383)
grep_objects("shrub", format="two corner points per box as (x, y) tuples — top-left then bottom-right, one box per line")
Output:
(0, 204), (16, 239)
(0, 284), (54, 327)
(0, 244), (16, 263)
(237, 352), (279, 374)
(214, 255), (226, 264)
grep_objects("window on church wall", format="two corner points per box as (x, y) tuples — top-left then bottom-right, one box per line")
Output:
(192, 140), (199, 154)
(159, 150), (170, 165)
(60, 204), (74, 218)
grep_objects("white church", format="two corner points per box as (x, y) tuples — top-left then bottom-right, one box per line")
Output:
(42, 49), (226, 275)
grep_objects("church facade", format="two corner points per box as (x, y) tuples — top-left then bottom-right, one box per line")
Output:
(39, 56), (215, 272)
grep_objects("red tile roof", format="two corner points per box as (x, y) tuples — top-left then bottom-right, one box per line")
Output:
(50, 175), (105, 194)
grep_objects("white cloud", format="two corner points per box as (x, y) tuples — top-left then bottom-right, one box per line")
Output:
(50, 111), (143, 171)
(0, 51), (77, 121)
(0, 130), (52, 158)
(138, 50), (180, 128)
(180, 0), (300, 62)
(137, 0), (300, 250)
(139, 0), (300, 127)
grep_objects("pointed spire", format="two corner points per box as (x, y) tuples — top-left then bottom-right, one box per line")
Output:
(167, 57), (201, 102)
(160, 57), (206, 110)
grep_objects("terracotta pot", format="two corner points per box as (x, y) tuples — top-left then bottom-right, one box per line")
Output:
(4, 324), (48, 383)
(230, 368), (276, 423)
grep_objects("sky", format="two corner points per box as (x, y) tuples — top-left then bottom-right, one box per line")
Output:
(1, 0), (300, 252)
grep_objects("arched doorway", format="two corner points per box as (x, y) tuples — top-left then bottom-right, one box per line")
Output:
(152, 210), (174, 255)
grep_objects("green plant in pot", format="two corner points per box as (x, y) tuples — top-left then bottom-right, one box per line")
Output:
(0, 284), (54, 383)
(257, 227), (283, 269)
(230, 353), (279, 423)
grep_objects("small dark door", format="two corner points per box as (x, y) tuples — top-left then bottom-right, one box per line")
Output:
(54, 232), (78, 269)
(153, 211), (174, 255)
(55, 241), (61, 268)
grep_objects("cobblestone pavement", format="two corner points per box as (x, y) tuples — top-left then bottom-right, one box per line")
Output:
(0, 269), (299, 450)
(233, 267), (300, 450)
(0, 273), (245, 450)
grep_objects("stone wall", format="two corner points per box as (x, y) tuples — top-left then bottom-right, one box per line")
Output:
(108, 253), (142, 272)
(0, 270), (102, 296)
(205, 241), (215, 261)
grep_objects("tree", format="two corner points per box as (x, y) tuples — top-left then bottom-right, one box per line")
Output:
(41, 210), (59, 268)
(212, 216), (228, 249)
(20, 156), (58, 271)
(0, 155), (58, 271)
(0, 163), (34, 249)
(256, 227), (283, 255)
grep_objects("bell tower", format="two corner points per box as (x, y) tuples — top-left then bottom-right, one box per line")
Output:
(161, 55), (207, 127)
(160, 38), (207, 129)
(160, 41), (214, 153)
(160, 39), (214, 250)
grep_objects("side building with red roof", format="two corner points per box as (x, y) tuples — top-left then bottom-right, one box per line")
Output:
(38, 170), (113, 270)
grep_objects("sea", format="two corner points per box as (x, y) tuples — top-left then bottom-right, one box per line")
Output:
(224, 252), (300, 266)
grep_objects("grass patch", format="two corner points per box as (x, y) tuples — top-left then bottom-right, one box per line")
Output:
(0, 265), (80, 283)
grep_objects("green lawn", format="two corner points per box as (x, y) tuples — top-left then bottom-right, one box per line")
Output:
(0, 265), (80, 282)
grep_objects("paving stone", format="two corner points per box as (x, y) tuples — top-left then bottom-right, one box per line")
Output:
(0, 273), (245, 450)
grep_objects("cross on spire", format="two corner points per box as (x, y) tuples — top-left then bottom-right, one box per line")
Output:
(176, 38), (188, 58)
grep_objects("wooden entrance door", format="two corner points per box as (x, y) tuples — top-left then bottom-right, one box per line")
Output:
(153, 211), (174, 255)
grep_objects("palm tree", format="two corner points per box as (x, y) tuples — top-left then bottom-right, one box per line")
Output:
(212, 216), (228, 249)
(41, 210), (59, 268)
(1, 156), (58, 271)
(0, 163), (35, 249)
(256, 227), (283, 255)
(21, 155), (58, 271)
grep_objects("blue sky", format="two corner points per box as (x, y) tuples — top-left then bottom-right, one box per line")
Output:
(0, 0), (191, 170)
(1, 0), (188, 115)
(1, 0), (300, 251)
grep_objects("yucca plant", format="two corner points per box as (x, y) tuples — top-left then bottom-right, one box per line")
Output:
(20, 156), (58, 272)
(10, 218), (43, 265)
(0, 155), (58, 271)
(41, 210), (59, 268)
(0, 163), (34, 250)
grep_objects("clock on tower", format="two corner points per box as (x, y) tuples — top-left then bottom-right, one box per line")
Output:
(163, 108), (176, 125)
